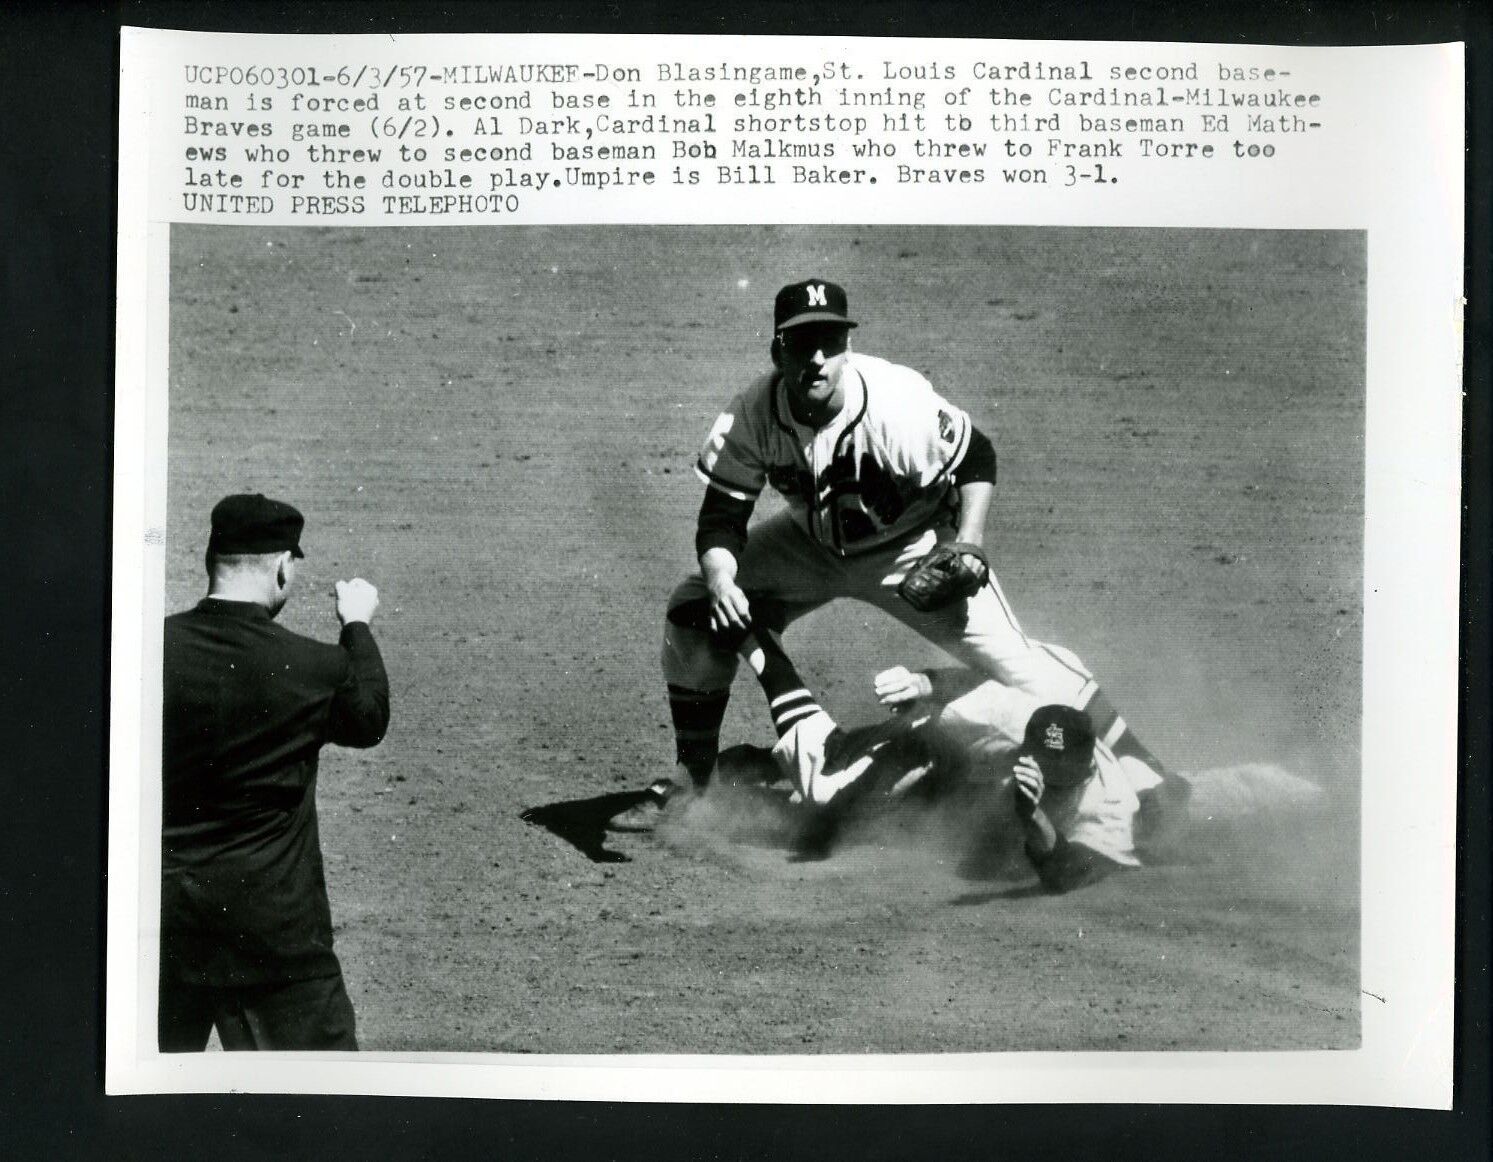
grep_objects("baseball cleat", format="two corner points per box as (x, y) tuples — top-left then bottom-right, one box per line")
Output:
(606, 769), (702, 832)
(606, 779), (677, 832)
(714, 743), (782, 787)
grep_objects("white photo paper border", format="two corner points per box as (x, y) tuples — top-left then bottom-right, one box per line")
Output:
(108, 29), (1464, 1106)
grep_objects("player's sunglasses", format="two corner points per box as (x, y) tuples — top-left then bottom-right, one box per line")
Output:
(777, 325), (850, 358)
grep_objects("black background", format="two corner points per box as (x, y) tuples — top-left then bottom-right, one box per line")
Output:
(1, 1), (1486, 1157)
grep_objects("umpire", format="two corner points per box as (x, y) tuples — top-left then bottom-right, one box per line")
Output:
(159, 493), (390, 1052)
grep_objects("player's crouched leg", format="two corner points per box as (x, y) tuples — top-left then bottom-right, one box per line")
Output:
(613, 609), (733, 828)
(610, 591), (740, 833)
(662, 588), (745, 781)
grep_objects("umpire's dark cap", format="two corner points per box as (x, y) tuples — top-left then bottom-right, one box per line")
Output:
(208, 493), (306, 558)
(774, 279), (858, 331)
(1021, 704), (1096, 766)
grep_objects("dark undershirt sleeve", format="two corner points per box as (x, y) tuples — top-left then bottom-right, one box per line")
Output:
(1026, 833), (1124, 894)
(952, 425), (997, 487)
(695, 488), (756, 559)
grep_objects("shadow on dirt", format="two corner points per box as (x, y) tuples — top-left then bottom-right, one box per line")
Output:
(520, 792), (652, 863)
(950, 885), (1048, 905)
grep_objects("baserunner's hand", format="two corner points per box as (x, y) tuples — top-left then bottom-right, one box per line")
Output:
(1012, 754), (1046, 817)
(874, 665), (933, 710)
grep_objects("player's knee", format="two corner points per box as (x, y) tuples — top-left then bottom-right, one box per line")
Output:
(661, 627), (737, 689)
(666, 597), (715, 632)
(666, 600), (755, 655)
(667, 593), (789, 633)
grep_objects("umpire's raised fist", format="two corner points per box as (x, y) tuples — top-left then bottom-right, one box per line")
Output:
(335, 578), (379, 625)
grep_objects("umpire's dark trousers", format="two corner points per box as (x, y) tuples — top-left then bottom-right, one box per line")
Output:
(158, 969), (358, 1052)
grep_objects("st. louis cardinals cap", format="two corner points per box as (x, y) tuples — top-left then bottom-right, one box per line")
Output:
(208, 493), (306, 557)
(774, 279), (858, 331)
(1021, 704), (1096, 767)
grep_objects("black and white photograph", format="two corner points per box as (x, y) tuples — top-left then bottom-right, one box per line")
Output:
(155, 223), (1363, 1055)
(1, 0), (1485, 1155)
(101, 28), (1464, 1107)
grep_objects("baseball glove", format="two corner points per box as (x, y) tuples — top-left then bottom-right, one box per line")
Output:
(897, 542), (990, 612)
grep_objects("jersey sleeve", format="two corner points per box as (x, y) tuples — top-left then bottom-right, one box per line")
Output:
(1029, 835), (1126, 893)
(695, 386), (770, 502)
(924, 383), (974, 481)
(884, 368), (973, 487)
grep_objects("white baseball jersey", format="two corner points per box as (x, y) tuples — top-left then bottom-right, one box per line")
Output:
(695, 353), (974, 557)
(1038, 744), (1160, 867)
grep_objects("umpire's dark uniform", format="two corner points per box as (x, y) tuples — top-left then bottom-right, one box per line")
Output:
(159, 497), (389, 1052)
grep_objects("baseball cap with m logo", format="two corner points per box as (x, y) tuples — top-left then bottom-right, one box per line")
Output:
(774, 279), (858, 331)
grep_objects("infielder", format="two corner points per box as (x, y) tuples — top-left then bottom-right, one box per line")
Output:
(611, 278), (1164, 831)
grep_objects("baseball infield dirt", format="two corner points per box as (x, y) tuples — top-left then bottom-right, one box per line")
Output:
(165, 224), (1362, 1053)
